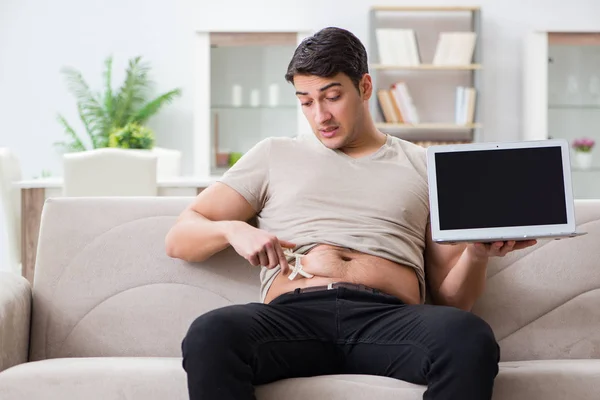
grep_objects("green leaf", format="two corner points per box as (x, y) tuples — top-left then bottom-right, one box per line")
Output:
(108, 122), (155, 149)
(61, 66), (111, 147)
(103, 55), (114, 123)
(114, 56), (152, 127)
(130, 88), (182, 124)
(55, 114), (87, 152)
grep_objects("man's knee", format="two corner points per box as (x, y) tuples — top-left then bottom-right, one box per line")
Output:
(436, 307), (499, 367)
(181, 304), (254, 362)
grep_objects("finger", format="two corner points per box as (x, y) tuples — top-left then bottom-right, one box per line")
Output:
(248, 254), (261, 267)
(264, 242), (279, 269)
(274, 242), (289, 273)
(513, 240), (537, 250)
(472, 243), (489, 254)
(257, 250), (269, 267)
(491, 241), (504, 255)
(500, 240), (516, 256)
(279, 240), (296, 249)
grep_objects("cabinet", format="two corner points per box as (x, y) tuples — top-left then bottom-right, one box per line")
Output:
(193, 31), (312, 176)
(368, 6), (483, 146)
(523, 32), (600, 199)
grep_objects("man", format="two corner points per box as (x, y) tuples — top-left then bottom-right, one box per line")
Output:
(166, 27), (537, 400)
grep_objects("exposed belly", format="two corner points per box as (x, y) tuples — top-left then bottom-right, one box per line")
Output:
(264, 244), (421, 304)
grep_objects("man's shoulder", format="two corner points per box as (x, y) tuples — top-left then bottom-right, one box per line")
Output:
(388, 135), (427, 157)
(387, 135), (428, 181)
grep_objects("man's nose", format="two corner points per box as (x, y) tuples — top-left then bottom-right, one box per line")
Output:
(315, 104), (332, 125)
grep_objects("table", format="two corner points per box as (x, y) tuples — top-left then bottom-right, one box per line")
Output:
(13, 176), (220, 284)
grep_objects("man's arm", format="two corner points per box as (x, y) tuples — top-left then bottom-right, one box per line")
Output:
(166, 182), (294, 270)
(165, 182), (257, 262)
(424, 223), (537, 311)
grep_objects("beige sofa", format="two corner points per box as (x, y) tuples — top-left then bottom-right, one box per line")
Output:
(1, 197), (599, 400)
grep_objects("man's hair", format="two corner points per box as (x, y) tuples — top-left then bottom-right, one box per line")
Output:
(284, 27), (369, 91)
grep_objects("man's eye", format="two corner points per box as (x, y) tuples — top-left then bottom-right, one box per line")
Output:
(327, 96), (340, 101)
(301, 101), (313, 107)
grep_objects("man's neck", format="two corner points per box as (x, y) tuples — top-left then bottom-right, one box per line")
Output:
(339, 123), (387, 158)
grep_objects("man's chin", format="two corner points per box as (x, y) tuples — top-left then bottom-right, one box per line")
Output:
(316, 133), (345, 149)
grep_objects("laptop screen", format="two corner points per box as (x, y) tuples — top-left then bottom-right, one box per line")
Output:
(434, 146), (568, 230)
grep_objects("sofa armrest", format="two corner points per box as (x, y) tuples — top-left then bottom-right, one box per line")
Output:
(0, 272), (31, 372)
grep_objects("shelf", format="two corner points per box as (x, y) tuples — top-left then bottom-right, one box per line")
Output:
(371, 64), (482, 71)
(572, 167), (600, 172)
(210, 32), (297, 47)
(548, 104), (600, 110)
(377, 123), (482, 130)
(211, 105), (297, 110)
(372, 6), (480, 12)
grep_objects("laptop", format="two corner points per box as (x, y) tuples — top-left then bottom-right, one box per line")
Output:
(426, 139), (586, 244)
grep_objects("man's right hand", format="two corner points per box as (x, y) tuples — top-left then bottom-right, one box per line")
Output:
(225, 221), (296, 273)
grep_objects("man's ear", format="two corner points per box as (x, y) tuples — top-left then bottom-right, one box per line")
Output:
(360, 74), (373, 100)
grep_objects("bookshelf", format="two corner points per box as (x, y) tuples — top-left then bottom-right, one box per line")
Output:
(371, 64), (482, 71)
(368, 6), (483, 146)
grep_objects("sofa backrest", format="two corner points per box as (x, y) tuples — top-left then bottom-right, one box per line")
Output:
(29, 197), (260, 361)
(29, 197), (600, 362)
(472, 199), (600, 361)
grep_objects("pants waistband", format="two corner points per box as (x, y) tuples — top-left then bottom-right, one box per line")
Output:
(293, 282), (381, 295)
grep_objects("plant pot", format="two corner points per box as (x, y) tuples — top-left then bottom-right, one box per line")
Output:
(574, 152), (593, 170)
(216, 152), (231, 168)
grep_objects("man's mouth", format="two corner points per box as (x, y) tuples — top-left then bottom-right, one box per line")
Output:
(319, 126), (339, 138)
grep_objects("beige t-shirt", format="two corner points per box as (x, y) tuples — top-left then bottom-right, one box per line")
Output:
(218, 134), (430, 303)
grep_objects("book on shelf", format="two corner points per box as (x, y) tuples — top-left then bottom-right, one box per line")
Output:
(376, 89), (399, 123)
(432, 32), (477, 65)
(377, 82), (420, 124)
(455, 86), (477, 124)
(375, 28), (421, 66)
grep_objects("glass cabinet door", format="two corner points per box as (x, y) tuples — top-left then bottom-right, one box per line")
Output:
(209, 32), (299, 175)
(547, 33), (600, 199)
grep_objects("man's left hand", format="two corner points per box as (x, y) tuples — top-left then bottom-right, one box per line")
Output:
(468, 240), (538, 260)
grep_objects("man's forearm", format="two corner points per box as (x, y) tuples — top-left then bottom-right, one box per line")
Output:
(435, 246), (489, 311)
(165, 210), (240, 262)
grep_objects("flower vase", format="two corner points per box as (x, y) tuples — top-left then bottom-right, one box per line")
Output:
(575, 152), (593, 170)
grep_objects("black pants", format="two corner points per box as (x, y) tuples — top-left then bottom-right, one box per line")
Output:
(181, 286), (500, 400)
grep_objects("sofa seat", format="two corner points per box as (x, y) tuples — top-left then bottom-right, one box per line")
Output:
(0, 357), (599, 400)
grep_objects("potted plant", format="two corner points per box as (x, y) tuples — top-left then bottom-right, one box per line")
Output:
(108, 123), (155, 149)
(572, 137), (595, 170)
(55, 55), (181, 152)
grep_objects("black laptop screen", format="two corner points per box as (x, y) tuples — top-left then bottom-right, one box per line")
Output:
(434, 146), (568, 230)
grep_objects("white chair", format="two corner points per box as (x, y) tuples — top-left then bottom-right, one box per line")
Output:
(151, 147), (182, 178)
(62, 148), (158, 197)
(0, 148), (22, 274)
(125, 147), (182, 178)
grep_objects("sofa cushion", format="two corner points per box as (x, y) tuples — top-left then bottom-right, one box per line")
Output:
(493, 360), (600, 400)
(0, 357), (598, 400)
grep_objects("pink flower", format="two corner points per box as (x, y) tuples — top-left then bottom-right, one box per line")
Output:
(572, 137), (595, 152)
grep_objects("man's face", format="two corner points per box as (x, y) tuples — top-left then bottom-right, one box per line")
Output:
(293, 72), (371, 150)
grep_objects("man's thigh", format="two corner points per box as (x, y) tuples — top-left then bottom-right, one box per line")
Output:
(251, 291), (344, 384)
(337, 290), (498, 384)
(182, 290), (343, 385)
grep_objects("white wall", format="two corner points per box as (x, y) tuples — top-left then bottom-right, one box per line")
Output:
(1, 0), (600, 178)
(0, 0), (196, 179)
(1, 0), (599, 270)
